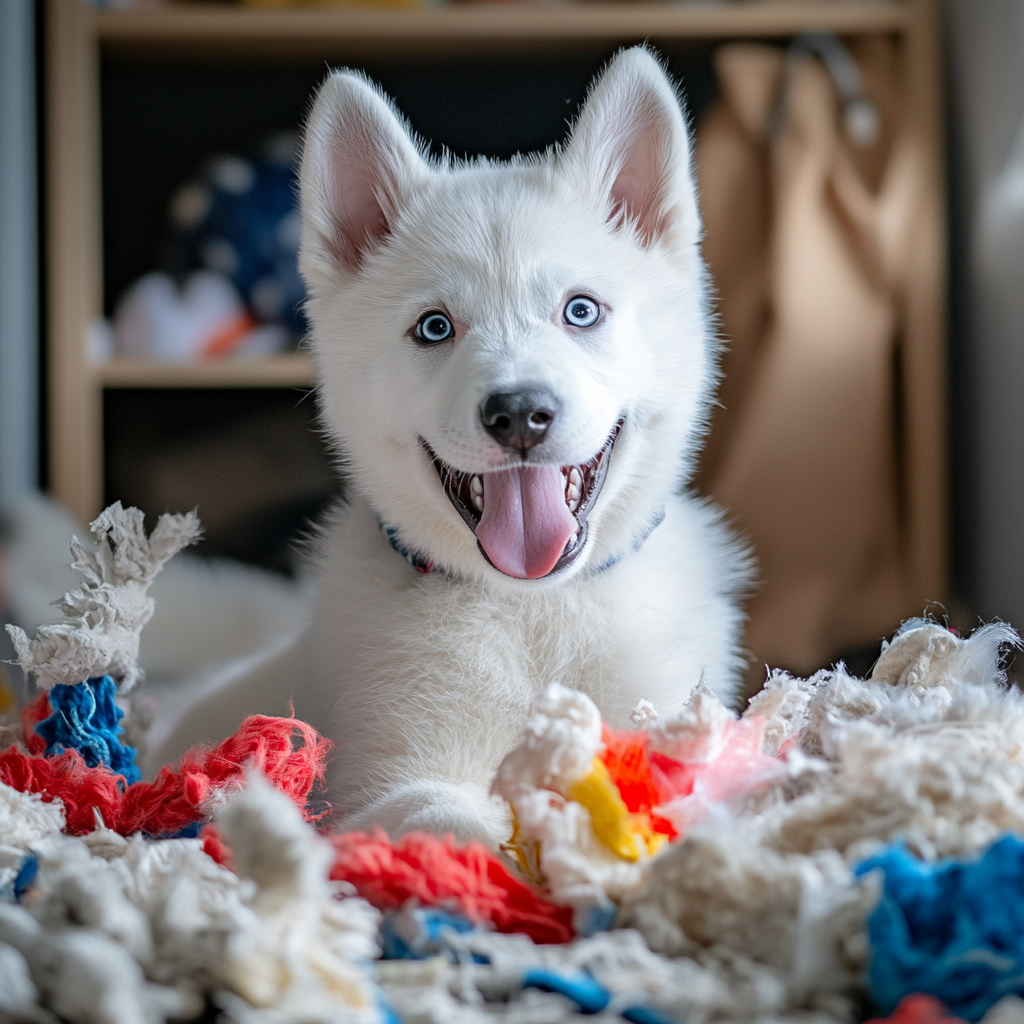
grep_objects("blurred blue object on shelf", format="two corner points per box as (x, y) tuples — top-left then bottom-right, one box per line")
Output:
(162, 131), (307, 341)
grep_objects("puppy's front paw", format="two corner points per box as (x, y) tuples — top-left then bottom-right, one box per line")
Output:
(341, 781), (511, 848)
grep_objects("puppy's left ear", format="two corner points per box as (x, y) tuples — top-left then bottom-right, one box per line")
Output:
(561, 47), (699, 253)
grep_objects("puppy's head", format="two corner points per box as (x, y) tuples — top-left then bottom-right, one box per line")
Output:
(300, 47), (714, 586)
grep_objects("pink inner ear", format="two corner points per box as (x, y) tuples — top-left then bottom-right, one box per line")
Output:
(326, 123), (397, 272)
(608, 105), (674, 247)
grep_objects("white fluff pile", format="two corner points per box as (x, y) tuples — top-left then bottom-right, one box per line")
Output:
(0, 773), (381, 1024)
(4, 618), (1024, 1023)
(482, 620), (1024, 1024)
(5, 501), (1024, 1023)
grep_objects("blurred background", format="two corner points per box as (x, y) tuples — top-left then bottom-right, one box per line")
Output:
(0, 0), (1020, 694)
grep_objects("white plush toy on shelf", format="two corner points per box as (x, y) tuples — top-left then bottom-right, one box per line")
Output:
(111, 271), (288, 363)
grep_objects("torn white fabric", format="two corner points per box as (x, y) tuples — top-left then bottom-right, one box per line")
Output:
(0, 782), (65, 893)
(6, 502), (201, 691)
(491, 683), (603, 803)
(1, 774), (382, 1024)
(3, 522), (1024, 1024)
(484, 621), (1023, 1023)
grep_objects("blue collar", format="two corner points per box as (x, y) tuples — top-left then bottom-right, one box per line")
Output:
(381, 507), (664, 578)
(381, 524), (438, 574)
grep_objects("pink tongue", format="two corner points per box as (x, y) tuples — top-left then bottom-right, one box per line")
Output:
(476, 465), (578, 579)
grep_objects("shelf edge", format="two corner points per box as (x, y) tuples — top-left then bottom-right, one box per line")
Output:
(97, 355), (317, 388)
(94, 1), (911, 51)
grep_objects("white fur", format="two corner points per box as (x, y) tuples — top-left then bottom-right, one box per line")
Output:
(155, 48), (750, 846)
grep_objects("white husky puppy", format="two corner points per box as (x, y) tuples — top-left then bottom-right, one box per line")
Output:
(157, 47), (750, 845)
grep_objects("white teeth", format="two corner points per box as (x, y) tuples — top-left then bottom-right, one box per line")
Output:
(566, 466), (582, 512)
(470, 475), (484, 511)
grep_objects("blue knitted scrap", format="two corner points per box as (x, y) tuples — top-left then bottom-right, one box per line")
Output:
(522, 968), (610, 1013)
(13, 855), (37, 901)
(380, 908), (477, 960)
(520, 967), (678, 1022)
(35, 675), (141, 785)
(856, 834), (1024, 1022)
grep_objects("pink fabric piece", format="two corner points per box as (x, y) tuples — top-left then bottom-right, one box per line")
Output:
(653, 717), (785, 837)
(477, 466), (577, 579)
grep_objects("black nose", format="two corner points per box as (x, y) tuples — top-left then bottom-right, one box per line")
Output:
(480, 388), (560, 456)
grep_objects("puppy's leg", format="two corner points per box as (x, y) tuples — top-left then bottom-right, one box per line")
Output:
(338, 780), (511, 848)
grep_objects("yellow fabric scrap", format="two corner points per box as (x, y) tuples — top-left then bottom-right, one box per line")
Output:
(569, 758), (644, 862)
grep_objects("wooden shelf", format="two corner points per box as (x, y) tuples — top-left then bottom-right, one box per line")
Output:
(97, 353), (316, 388)
(95, 1), (911, 56)
(47, 0), (944, 612)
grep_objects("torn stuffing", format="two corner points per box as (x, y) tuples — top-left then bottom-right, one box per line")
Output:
(6, 503), (201, 691)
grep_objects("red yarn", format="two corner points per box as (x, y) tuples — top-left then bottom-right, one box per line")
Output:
(200, 823), (233, 869)
(864, 995), (966, 1024)
(329, 829), (574, 944)
(20, 692), (50, 755)
(0, 746), (122, 833)
(0, 714), (330, 836)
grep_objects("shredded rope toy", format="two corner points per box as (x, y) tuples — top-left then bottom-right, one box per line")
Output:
(5, 504), (1024, 1024)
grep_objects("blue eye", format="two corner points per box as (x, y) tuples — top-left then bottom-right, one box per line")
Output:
(415, 312), (455, 344)
(563, 296), (600, 328)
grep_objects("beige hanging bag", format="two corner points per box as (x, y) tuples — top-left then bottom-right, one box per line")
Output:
(696, 37), (922, 684)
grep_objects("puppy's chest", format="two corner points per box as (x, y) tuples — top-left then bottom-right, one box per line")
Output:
(323, 573), (679, 725)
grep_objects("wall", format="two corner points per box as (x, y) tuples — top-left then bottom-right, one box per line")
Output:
(0, 0), (39, 511)
(946, 0), (1024, 627)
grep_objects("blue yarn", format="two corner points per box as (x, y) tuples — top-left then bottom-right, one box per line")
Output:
(144, 820), (203, 841)
(379, 911), (677, 1021)
(35, 675), (140, 785)
(522, 968), (610, 1013)
(520, 968), (676, 1021)
(574, 902), (617, 937)
(380, 908), (477, 960)
(376, 994), (403, 1024)
(856, 834), (1024, 1021)
(621, 1007), (678, 1024)
(12, 855), (37, 902)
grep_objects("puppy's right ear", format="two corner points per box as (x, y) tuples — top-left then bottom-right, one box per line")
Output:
(300, 71), (427, 283)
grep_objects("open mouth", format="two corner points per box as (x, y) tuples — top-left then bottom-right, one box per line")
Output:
(421, 420), (622, 580)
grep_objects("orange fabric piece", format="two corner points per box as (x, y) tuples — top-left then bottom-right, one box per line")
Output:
(201, 311), (258, 360)
(599, 726), (664, 813)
